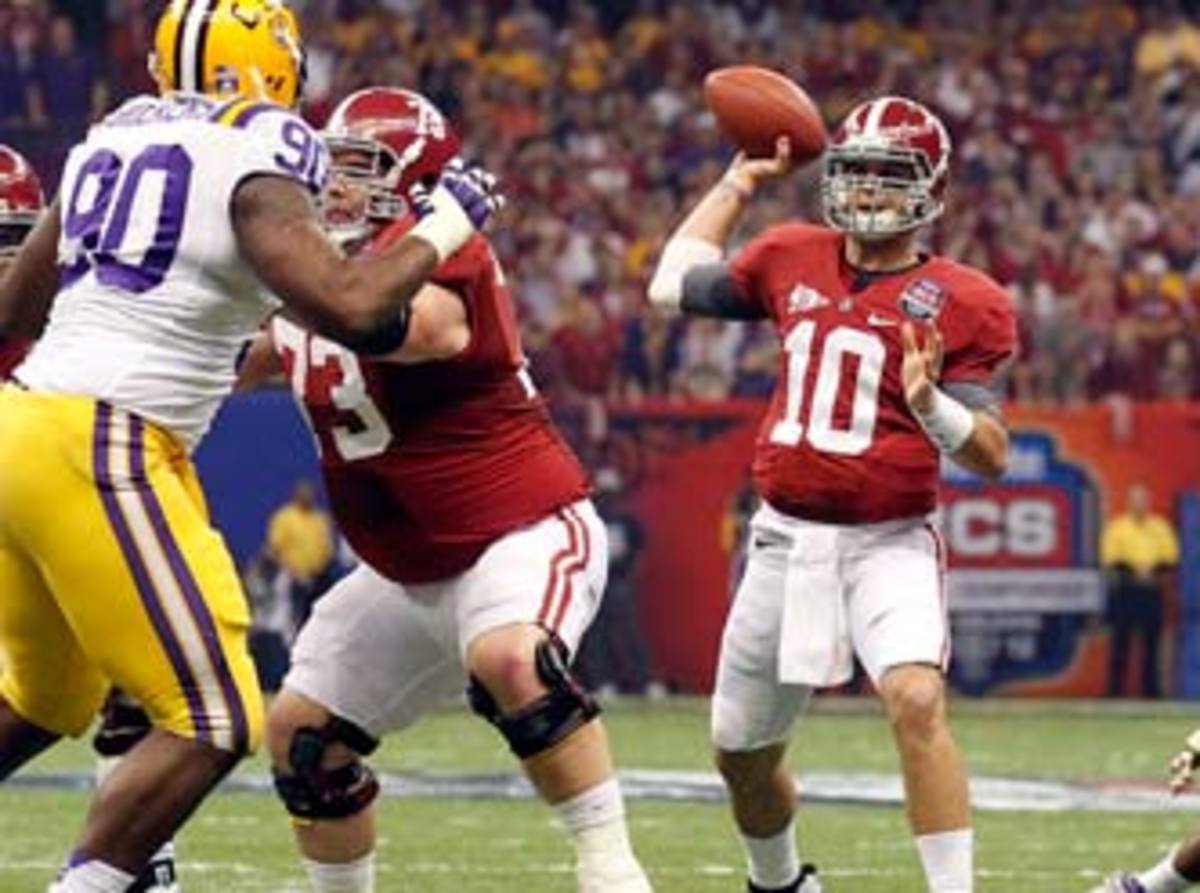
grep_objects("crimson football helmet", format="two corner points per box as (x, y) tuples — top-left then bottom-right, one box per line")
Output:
(821, 96), (951, 240)
(322, 87), (461, 242)
(0, 144), (43, 259)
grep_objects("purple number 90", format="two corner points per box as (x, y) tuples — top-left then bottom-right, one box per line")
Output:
(62, 144), (193, 294)
(275, 119), (324, 189)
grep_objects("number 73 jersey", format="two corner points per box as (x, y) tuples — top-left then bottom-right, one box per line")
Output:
(17, 93), (328, 450)
(269, 222), (590, 585)
(729, 223), (1016, 524)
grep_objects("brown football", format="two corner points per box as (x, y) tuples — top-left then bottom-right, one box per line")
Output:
(703, 66), (828, 162)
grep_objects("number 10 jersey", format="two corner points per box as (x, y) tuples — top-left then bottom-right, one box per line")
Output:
(729, 223), (1017, 524)
(17, 93), (328, 449)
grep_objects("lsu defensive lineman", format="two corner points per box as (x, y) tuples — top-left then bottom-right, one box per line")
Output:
(0, 2), (502, 890)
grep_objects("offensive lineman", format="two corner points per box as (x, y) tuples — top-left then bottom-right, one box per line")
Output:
(649, 97), (1015, 893)
(240, 86), (652, 893)
(0, 3), (500, 891)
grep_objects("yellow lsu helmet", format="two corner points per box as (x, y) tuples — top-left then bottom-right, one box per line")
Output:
(151, 0), (306, 108)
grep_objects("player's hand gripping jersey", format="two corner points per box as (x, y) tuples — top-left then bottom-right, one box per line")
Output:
(731, 223), (1016, 523)
(271, 218), (589, 583)
(16, 93), (328, 448)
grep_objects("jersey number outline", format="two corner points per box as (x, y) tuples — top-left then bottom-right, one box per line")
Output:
(769, 321), (886, 456)
(273, 317), (393, 462)
(62, 144), (193, 293)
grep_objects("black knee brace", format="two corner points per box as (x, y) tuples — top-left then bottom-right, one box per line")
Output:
(272, 715), (381, 820)
(93, 690), (153, 758)
(467, 634), (600, 760)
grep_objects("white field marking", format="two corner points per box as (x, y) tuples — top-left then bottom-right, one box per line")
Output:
(10, 768), (1200, 813)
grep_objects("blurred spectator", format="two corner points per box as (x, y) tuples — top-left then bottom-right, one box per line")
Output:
(266, 479), (343, 631)
(575, 466), (664, 699)
(8, 0), (1200, 404)
(1101, 483), (1180, 699)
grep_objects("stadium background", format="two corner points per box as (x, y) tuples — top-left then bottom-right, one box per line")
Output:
(1, 1), (1200, 891)
(1, 0), (1199, 697)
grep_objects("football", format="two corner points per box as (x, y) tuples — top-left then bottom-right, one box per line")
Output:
(703, 65), (828, 162)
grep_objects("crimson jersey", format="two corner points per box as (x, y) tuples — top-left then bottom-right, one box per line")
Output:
(730, 223), (1015, 524)
(271, 221), (589, 583)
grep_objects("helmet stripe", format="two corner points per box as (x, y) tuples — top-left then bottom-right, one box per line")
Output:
(192, 0), (217, 95)
(177, 0), (215, 93)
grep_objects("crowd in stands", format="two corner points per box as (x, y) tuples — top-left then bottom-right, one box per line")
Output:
(4, 0), (1200, 405)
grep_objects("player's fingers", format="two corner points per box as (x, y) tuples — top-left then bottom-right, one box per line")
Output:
(930, 326), (945, 373)
(900, 321), (919, 355)
(774, 135), (793, 168)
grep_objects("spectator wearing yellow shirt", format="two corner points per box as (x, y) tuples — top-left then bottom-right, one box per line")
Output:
(267, 479), (341, 632)
(1101, 483), (1180, 698)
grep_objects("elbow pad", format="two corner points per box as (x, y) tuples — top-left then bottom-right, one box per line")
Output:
(648, 236), (722, 310)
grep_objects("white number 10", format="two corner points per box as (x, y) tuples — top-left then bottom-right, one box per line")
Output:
(768, 322), (885, 456)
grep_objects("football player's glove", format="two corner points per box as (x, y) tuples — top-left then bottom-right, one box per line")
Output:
(409, 157), (504, 231)
(1169, 727), (1200, 794)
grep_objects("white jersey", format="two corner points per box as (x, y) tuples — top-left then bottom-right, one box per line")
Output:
(17, 92), (328, 449)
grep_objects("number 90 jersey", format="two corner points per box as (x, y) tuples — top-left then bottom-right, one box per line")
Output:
(730, 223), (1016, 524)
(270, 220), (590, 585)
(17, 93), (328, 449)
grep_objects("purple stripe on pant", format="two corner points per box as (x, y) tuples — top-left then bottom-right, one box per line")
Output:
(91, 403), (211, 743)
(128, 415), (251, 754)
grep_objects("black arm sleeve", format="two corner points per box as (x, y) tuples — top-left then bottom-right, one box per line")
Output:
(680, 263), (768, 320)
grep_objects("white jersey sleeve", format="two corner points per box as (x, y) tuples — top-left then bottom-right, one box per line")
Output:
(16, 94), (330, 449)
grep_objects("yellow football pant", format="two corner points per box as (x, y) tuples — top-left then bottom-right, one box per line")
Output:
(0, 386), (261, 752)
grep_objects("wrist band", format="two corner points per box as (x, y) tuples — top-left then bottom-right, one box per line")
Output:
(409, 185), (475, 262)
(914, 387), (975, 453)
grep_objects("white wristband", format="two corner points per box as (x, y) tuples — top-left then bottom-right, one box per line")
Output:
(408, 185), (475, 262)
(647, 236), (723, 310)
(914, 387), (975, 453)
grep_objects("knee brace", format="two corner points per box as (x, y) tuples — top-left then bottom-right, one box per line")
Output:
(92, 690), (153, 758)
(272, 715), (381, 820)
(467, 634), (600, 760)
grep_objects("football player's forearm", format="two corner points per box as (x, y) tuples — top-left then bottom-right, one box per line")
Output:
(649, 180), (749, 311)
(676, 177), (752, 247)
(0, 200), (61, 339)
(950, 412), (1009, 480)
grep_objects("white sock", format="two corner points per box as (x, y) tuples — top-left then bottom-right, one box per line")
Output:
(1139, 849), (1191, 893)
(303, 853), (376, 893)
(56, 860), (135, 893)
(742, 817), (801, 889)
(555, 778), (646, 882)
(915, 829), (973, 893)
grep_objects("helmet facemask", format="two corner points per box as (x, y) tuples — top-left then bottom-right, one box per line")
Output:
(822, 135), (946, 241)
(321, 136), (411, 245)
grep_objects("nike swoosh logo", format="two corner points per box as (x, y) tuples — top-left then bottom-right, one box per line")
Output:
(867, 313), (899, 327)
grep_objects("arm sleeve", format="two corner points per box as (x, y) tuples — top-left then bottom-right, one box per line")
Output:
(680, 263), (768, 320)
(728, 228), (788, 320)
(1159, 520), (1181, 565)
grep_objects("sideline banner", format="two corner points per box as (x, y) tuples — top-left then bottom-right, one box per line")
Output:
(196, 393), (1200, 696)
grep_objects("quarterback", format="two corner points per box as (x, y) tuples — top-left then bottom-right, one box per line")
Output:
(649, 96), (1015, 893)
(239, 86), (652, 893)
(0, 2), (499, 891)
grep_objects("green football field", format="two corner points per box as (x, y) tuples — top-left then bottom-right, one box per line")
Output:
(3, 697), (1198, 892)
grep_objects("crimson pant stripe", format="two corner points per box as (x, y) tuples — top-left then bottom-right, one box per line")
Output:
(128, 416), (250, 753)
(537, 510), (580, 627)
(93, 403), (211, 742)
(551, 506), (592, 633)
(926, 522), (951, 670)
